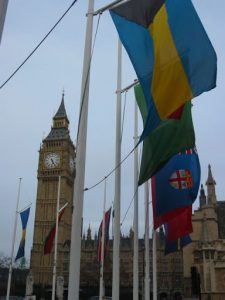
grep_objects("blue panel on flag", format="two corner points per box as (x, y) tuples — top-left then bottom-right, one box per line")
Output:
(154, 150), (200, 216)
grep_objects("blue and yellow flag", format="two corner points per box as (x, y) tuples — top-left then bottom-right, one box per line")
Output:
(110, 0), (217, 137)
(15, 207), (30, 261)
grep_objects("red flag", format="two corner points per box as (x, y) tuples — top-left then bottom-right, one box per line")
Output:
(44, 205), (66, 255)
(166, 205), (193, 241)
(97, 207), (111, 263)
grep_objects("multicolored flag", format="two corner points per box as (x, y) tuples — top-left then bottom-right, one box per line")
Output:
(110, 0), (217, 137)
(97, 207), (111, 263)
(151, 149), (200, 225)
(15, 207), (30, 261)
(44, 204), (67, 255)
(164, 234), (192, 255)
(135, 84), (195, 185)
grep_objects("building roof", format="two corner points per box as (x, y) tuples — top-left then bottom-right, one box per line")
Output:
(45, 92), (70, 141)
(45, 127), (70, 140)
(53, 92), (68, 121)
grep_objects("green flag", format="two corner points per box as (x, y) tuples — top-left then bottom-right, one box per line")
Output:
(135, 84), (195, 186)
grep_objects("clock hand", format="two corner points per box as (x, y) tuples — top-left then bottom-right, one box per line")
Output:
(51, 158), (55, 166)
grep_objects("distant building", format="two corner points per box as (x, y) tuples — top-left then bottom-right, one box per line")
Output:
(29, 95), (225, 300)
(29, 95), (183, 300)
(63, 227), (184, 300)
(183, 165), (225, 300)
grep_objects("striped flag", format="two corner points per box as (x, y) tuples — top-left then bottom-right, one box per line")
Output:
(110, 0), (217, 136)
(15, 207), (30, 261)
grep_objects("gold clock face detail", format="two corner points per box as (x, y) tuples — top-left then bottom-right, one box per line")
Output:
(69, 156), (75, 173)
(44, 153), (60, 169)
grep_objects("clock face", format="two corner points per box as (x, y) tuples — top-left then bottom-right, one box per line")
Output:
(44, 153), (60, 169)
(69, 156), (75, 173)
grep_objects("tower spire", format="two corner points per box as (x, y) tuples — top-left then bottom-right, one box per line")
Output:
(206, 164), (216, 185)
(199, 184), (206, 207)
(87, 224), (92, 240)
(53, 91), (68, 121)
(45, 93), (70, 141)
(205, 164), (217, 205)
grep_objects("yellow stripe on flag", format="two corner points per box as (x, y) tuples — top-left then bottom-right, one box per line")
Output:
(150, 5), (193, 119)
(22, 229), (26, 241)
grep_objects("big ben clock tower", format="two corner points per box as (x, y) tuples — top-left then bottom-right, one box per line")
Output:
(30, 93), (76, 287)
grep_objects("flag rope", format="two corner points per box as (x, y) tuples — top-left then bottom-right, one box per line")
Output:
(120, 184), (138, 227)
(85, 124), (141, 224)
(0, 0), (78, 90)
(84, 89), (138, 192)
(84, 145), (136, 192)
(120, 141), (142, 227)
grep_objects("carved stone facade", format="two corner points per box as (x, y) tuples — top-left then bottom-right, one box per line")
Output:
(30, 96), (225, 299)
(183, 165), (225, 300)
(74, 165), (225, 300)
(62, 228), (183, 299)
(30, 94), (76, 286)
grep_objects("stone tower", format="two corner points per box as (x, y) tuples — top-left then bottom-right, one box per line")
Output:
(183, 165), (219, 298)
(205, 164), (217, 205)
(30, 93), (76, 286)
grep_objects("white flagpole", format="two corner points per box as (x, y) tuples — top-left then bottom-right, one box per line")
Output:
(144, 182), (150, 300)
(68, 0), (94, 299)
(99, 180), (107, 300)
(52, 176), (61, 300)
(112, 39), (122, 300)
(133, 100), (139, 300)
(152, 229), (157, 300)
(0, 0), (9, 44)
(6, 177), (22, 300)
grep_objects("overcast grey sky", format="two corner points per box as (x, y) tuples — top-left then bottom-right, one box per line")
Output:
(0, 0), (224, 262)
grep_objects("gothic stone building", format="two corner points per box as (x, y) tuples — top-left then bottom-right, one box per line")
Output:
(76, 166), (225, 300)
(30, 96), (184, 300)
(30, 96), (225, 300)
(183, 165), (225, 300)
(62, 227), (184, 300)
